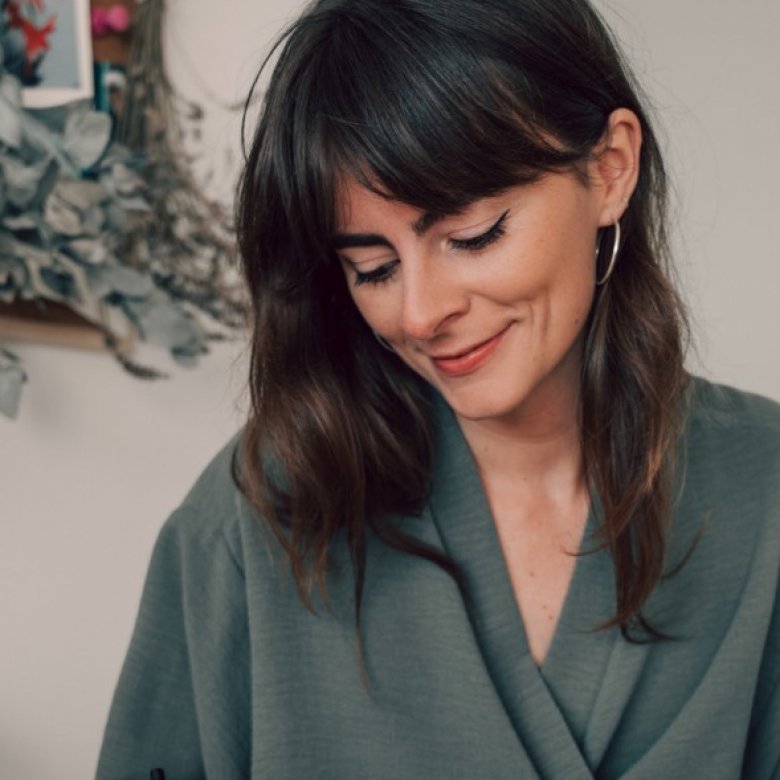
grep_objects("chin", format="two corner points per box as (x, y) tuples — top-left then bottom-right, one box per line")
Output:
(434, 379), (530, 423)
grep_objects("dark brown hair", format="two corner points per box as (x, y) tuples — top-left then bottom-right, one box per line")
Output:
(234, 0), (690, 664)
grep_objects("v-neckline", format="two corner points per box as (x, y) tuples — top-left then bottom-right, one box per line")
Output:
(425, 394), (620, 778)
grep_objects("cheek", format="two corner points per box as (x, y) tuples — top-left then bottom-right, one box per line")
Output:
(506, 231), (596, 339)
(488, 229), (595, 307)
(546, 252), (597, 346)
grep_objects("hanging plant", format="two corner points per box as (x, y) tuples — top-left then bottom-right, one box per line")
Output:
(110, 0), (244, 329)
(0, 0), (246, 419)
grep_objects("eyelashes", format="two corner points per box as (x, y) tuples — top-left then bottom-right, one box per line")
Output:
(353, 210), (510, 287)
(353, 261), (400, 287)
(449, 209), (509, 251)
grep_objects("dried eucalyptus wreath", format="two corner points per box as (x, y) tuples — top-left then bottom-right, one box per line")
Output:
(0, 0), (245, 418)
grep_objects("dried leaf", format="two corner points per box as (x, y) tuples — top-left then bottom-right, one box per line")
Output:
(0, 155), (57, 210)
(51, 179), (107, 212)
(103, 202), (132, 231)
(171, 343), (204, 366)
(110, 162), (145, 196)
(0, 254), (19, 281)
(172, 215), (194, 242)
(82, 204), (105, 236)
(116, 194), (151, 213)
(0, 73), (23, 148)
(0, 348), (26, 419)
(39, 265), (77, 298)
(2, 213), (38, 231)
(1, 27), (29, 84)
(31, 158), (60, 212)
(17, 245), (88, 309)
(49, 252), (102, 323)
(43, 190), (83, 236)
(112, 350), (167, 380)
(68, 238), (110, 265)
(18, 108), (79, 177)
(87, 264), (153, 299)
(0, 254), (26, 301)
(0, 231), (14, 256)
(63, 108), (112, 170)
(123, 294), (206, 354)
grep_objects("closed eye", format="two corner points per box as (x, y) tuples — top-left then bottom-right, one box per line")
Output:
(349, 209), (509, 287)
(353, 259), (399, 287)
(449, 210), (509, 251)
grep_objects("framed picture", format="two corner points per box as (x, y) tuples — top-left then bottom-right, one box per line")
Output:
(2, 0), (93, 108)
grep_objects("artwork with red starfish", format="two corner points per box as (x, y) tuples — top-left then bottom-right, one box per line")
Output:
(3, 0), (58, 85)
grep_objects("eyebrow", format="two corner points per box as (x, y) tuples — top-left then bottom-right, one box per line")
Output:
(331, 209), (450, 250)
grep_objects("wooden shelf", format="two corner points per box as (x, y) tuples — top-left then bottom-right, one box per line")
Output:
(0, 300), (136, 354)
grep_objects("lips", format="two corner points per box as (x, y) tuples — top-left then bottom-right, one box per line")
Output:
(430, 325), (510, 377)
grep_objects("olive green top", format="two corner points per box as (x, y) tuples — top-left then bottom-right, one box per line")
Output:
(97, 378), (780, 779)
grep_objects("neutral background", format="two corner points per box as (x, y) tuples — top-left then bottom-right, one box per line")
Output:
(1, 1), (778, 778)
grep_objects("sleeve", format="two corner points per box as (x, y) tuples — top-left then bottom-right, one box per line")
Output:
(742, 573), (780, 780)
(95, 507), (252, 780)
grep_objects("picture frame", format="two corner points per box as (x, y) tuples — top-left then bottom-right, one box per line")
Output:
(3, 0), (94, 108)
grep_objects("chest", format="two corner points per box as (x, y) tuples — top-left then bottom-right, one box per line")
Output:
(491, 506), (588, 667)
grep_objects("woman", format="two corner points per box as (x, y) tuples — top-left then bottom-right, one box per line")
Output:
(97, 0), (780, 777)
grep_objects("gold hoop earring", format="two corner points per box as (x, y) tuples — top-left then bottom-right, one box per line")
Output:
(596, 219), (621, 286)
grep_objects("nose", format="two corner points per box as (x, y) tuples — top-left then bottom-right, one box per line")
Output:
(400, 260), (469, 342)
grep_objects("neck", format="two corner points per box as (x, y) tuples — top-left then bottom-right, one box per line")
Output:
(455, 352), (586, 508)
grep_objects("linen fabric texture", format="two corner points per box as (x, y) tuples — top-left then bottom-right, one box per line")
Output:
(96, 378), (780, 779)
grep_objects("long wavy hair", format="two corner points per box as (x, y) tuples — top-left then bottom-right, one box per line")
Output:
(234, 0), (690, 672)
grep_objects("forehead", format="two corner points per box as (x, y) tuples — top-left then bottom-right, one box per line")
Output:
(334, 173), (468, 235)
(336, 175), (407, 224)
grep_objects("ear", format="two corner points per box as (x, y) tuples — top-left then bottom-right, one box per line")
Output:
(590, 108), (643, 226)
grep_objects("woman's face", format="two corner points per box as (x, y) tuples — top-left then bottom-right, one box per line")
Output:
(334, 168), (610, 426)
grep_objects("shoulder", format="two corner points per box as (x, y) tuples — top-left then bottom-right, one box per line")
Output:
(685, 375), (780, 465)
(156, 431), (264, 577)
(676, 376), (780, 555)
(177, 431), (245, 523)
(688, 375), (780, 431)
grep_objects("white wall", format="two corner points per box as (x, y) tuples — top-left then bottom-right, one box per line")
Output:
(0, 1), (777, 779)
(0, 340), (248, 780)
(597, 0), (780, 400)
